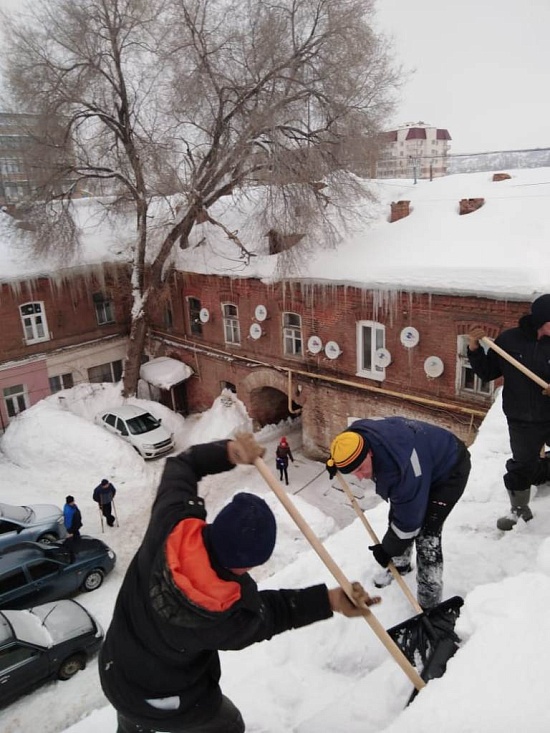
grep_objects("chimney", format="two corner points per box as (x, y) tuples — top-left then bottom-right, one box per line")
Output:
(459, 198), (485, 215)
(390, 200), (411, 223)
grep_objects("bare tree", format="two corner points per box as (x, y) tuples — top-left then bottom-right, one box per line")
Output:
(0, 0), (401, 395)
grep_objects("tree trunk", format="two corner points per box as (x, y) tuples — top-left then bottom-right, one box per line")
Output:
(122, 310), (148, 397)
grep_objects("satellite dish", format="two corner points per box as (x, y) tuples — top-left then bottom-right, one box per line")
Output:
(424, 356), (444, 378)
(249, 323), (263, 340)
(400, 326), (420, 348)
(307, 335), (323, 354)
(199, 308), (210, 323)
(255, 305), (268, 322)
(325, 341), (341, 359)
(374, 347), (392, 368)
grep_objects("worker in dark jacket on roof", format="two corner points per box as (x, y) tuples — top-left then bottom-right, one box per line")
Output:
(99, 433), (379, 733)
(327, 417), (471, 610)
(468, 293), (550, 530)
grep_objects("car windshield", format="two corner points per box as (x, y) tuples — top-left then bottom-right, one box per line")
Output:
(125, 413), (161, 435)
(0, 503), (32, 522)
(44, 546), (72, 564)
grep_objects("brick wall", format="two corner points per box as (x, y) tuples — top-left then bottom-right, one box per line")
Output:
(149, 272), (529, 456)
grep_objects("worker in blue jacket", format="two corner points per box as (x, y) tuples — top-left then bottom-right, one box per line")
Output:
(326, 417), (471, 609)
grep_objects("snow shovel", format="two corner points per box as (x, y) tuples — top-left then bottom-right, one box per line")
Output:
(480, 336), (549, 390)
(253, 457), (426, 695)
(335, 472), (463, 697)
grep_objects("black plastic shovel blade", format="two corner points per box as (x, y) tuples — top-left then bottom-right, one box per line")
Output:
(386, 595), (464, 700)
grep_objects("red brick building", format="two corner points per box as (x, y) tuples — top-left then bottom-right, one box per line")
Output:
(0, 265), (131, 431)
(146, 271), (523, 457)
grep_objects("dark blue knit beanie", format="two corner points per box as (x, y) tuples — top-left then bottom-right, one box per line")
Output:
(531, 294), (550, 329)
(209, 492), (277, 569)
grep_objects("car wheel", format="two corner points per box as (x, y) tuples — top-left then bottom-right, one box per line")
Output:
(37, 533), (58, 545)
(82, 569), (104, 592)
(58, 654), (86, 680)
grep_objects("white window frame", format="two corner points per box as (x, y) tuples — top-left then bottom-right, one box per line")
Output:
(356, 320), (386, 381)
(222, 303), (241, 345)
(456, 335), (494, 397)
(3, 384), (29, 418)
(283, 312), (303, 356)
(19, 301), (50, 344)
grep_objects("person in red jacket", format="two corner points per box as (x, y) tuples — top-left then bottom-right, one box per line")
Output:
(99, 433), (379, 733)
(275, 436), (294, 485)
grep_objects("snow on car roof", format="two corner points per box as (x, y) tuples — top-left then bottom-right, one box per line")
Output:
(2, 600), (94, 647)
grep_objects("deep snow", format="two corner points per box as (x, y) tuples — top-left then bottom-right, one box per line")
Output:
(1, 384), (550, 733)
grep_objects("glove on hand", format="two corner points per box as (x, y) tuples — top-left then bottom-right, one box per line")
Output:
(328, 582), (381, 617)
(369, 544), (392, 568)
(227, 433), (265, 465)
(326, 460), (337, 480)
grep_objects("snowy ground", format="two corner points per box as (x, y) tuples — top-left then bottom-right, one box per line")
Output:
(1, 383), (550, 733)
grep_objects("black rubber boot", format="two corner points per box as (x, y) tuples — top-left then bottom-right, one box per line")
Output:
(497, 489), (533, 531)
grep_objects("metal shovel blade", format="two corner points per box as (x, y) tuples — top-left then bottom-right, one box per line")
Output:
(386, 595), (464, 700)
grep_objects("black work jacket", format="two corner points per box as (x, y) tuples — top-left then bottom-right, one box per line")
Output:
(468, 315), (550, 423)
(99, 441), (332, 727)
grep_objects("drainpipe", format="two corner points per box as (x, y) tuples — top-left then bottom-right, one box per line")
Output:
(150, 330), (487, 419)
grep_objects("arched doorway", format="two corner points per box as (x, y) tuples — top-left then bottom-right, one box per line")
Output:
(249, 385), (301, 427)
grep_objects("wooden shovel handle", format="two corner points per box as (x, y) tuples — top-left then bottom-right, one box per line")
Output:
(335, 473), (423, 614)
(254, 456), (426, 691)
(480, 336), (549, 389)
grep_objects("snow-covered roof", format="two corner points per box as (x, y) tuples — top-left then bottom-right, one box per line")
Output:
(175, 167), (550, 301)
(139, 357), (193, 389)
(2, 167), (550, 301)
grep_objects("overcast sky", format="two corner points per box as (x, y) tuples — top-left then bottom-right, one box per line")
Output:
(376, 0), (550, 154)
(1, 0), (549, 156)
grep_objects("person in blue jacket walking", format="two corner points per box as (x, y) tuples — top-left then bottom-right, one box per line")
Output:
(326, 417), (471, 609)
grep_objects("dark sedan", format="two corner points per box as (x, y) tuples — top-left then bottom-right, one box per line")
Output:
(0, 599), (103, 707)
(0, 538), (116, 610)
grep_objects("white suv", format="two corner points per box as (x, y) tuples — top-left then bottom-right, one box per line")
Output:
(95, 405), (175, 459)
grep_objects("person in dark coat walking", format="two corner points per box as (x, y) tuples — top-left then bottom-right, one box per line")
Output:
(275, 436), (294, 485)
(63, 495), (82, 539)
(63, 495), (82, 557)
(93, 478), (117, 527)
(327, 417), (471, 610)
(468, 293), (550, 530)
(99, 433), (379, 733)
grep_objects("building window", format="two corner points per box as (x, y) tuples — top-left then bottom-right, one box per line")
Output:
(456, 335), (493, 397)
(49, 373), (74, 394)
(93, 293), (114, 325)
(283, 312), (303, 356)
(88, 360), (123, 384)
(19, 302), (49, 344)
(357, 320), (386, 381)
(164, 305), (173, 329)
(222, 303), (240, 345)
(3, 384), (29, 418)
(188, 297), (202, 336)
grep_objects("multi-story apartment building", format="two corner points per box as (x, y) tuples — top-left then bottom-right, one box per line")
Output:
(375, 121), (451, 180)
(0, 112), (81, 207)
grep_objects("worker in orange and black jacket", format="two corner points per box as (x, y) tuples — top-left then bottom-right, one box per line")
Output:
(99, 433), (379, 733)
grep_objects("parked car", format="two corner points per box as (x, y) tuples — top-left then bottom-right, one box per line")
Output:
(94, 404), (175, 459)
(0, 599), (103, 707)
(0, 538), (116, 610)
(0, 502), (67, 551)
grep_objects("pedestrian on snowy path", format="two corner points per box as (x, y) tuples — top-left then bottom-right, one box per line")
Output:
(468, 294), (550, 530)
(100, 433), (380, 733)
(93, 478), (117, 528)
(275, 436), (294, 485)
(63, 495), (82, 557)
(327, 417), (471, 610)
